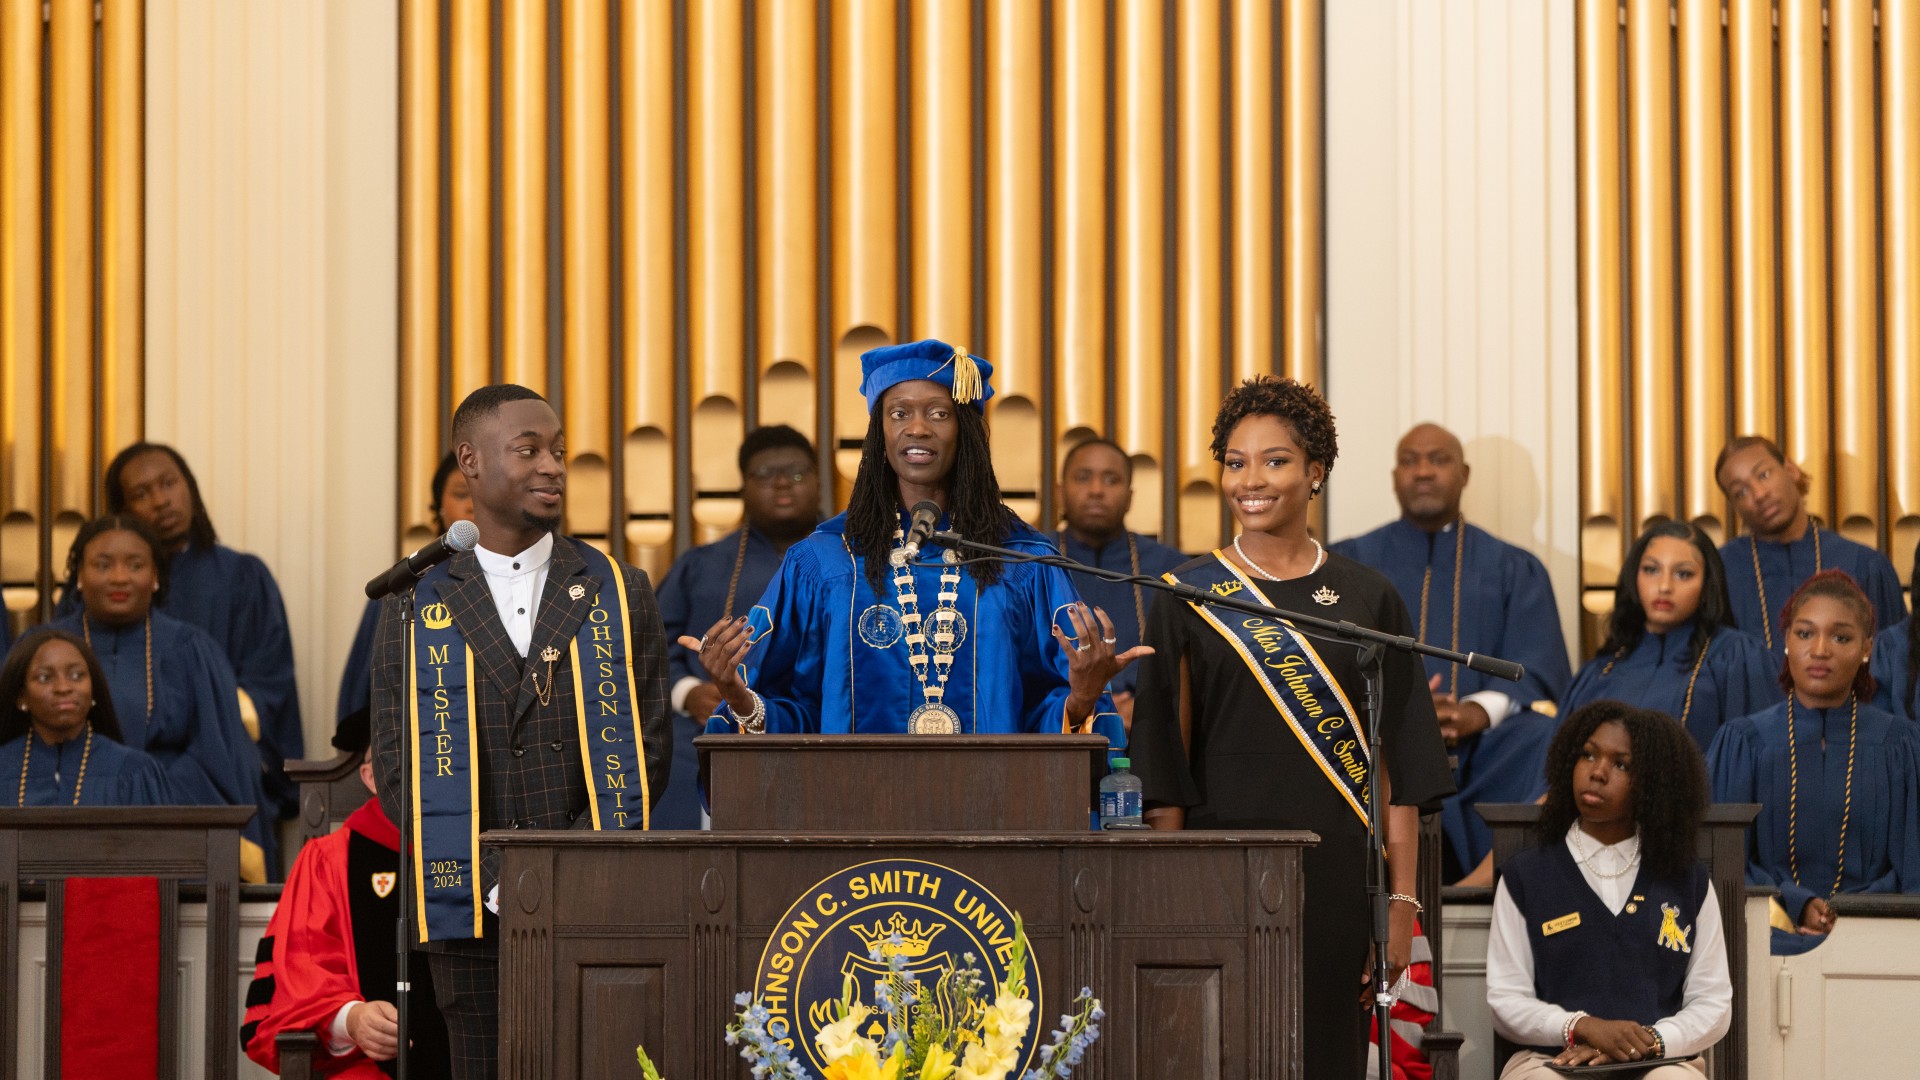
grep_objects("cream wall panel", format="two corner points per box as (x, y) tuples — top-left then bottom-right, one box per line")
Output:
(1325, 0), (1580, 660)
(146, 0), (399, 751)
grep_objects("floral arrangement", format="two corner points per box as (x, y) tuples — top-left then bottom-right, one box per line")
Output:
(638, 914), (1103, 1080)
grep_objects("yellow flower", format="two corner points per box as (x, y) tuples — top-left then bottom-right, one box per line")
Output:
(815, 1003), (879, 1064)
(950, 1043), (1007, 1080)
(979, 992), (1033, 1064)
(918, 1043), (957, 1080)
(822, 1044), (905, 1080)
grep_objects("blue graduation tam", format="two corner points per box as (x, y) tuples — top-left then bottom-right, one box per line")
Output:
(858, 339), (995, 412)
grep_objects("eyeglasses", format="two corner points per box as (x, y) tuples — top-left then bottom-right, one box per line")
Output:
(746, 466), (816, 486)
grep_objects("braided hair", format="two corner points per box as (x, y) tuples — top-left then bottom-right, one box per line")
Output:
(1538, 701), (1708, 881)
(845, 399), (1015, 595)
(103, 443), (218, 551)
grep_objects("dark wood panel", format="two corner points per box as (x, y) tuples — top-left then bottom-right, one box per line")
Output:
(1134, 966), (1222, 1080)
(579, 964), (666, 1079)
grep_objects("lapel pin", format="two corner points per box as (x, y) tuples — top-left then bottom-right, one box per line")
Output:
(569, 584), (586, 601)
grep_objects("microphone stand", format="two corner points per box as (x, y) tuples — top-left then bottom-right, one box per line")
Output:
(925, 530), (1521, 1080)
(392, 589), (415, 1080)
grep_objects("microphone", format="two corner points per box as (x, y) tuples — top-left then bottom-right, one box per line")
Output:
(1464, 652), (1526, 683)
(899, 500), (943, 562)
(365, 519), (482, 600)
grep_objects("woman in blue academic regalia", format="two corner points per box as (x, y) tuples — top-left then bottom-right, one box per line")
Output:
(1, 629), (168, 806)
(1709, 570), (1920, 954)
(1564, 521), (1781, 751)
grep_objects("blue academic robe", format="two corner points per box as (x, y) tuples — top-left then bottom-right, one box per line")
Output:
(654, 527), (793, 829)
(1052, 530), (1188, 696)
(45, 613), (276, 871)
(1708, 699), (1920, 954)
(1719, 528), (1907, 650)
(1, 729), (169, 806)
(335, 597), (383, 724)
(1870, 618), (1918, 722)
(1332, 518), (1574, 877)
(705, 512), (1124, 746)
(1563, 623), (1782, 750)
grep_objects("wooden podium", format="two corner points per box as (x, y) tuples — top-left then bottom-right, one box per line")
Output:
(493, 735), (1316, 1079)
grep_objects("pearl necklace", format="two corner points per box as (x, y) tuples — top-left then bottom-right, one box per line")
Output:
(1232, 535), (1325, 581)
(1570, 827), (1642, 880)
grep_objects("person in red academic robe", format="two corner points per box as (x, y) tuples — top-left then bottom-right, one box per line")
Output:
(242, 713), (449, 1078)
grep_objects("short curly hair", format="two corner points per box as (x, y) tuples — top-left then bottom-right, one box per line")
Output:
(1208, 376), (1339, 487)
(1537, 701), (1709, 881)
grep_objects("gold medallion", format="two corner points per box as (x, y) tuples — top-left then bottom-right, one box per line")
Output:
(907, 702), (961, 734)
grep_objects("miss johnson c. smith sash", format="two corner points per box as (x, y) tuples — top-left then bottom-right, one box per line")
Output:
(407, 542), (650, 942)
(1167, 553), (1374, 828)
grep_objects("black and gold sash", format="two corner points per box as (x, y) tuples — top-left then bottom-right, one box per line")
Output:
(408, 543), (650, 942)
(1169, 553), (1372, 826)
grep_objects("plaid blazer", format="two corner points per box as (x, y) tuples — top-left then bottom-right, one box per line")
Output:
(370, 536), (671, 950)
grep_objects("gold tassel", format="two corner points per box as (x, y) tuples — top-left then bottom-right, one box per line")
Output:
(948, 344), (982, 404)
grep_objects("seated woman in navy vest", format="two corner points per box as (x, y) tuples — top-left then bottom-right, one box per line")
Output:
(1487, 701), (1729, 1077)
(1709, 570), (1920, 955)
(1, 629), (168, 806)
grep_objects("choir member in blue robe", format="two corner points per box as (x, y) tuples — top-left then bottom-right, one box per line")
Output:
(687, 340), (1132, 746)
(1714, 436), (1906, 649)
(1331, 423), (1573, 881)
(92, 442), (305, 819)
(336, 452), (474, 727)
(2, 630), (168, 807)
(49, 516), (274, 880)
(1052, 438), (1188, 713)
(0, 613), (10, 659)
(1707, 570), (1920, 955)
(654, 425), (820, 828)
(1563, 521), (1781, 750)
(1868, 538), (1918, 721)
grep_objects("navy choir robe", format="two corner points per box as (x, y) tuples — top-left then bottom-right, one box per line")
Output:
(1719, 528), (1906, 650)
(1708, 698), (1920, 954)
(2, 728), (169, 806)
(1332, 518), (1574, 877)
(654, 526), (791, 828)
(47, 613), (276, 875)
(706, 512), (1123, 746)
(335, 598), (383, 724)
(1562, 622), (1782, 750)
(1870, 617), (1918, 722)
(1052, 530), (1188, 696)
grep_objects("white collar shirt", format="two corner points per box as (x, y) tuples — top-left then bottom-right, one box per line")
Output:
(473, 532), (556, 658)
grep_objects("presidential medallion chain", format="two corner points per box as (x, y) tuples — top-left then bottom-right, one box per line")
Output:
(889, 530), (967, 734)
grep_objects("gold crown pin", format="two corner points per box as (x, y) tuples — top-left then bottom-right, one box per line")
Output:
(1312, 585), (1340, 606)
(540, 646), (561, 663)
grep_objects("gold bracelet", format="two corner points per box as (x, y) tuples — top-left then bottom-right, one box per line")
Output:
(1387, 892), (1423, 913)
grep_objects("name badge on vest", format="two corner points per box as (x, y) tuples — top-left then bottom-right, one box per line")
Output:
(1542, 912), (1581, 936)
(407, 542), (652, 943)
(1168, 554), (1373, 827)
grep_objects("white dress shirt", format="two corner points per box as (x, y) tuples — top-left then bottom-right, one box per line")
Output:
(1486, 825), (1733, 1058)
(474, 532), (556, 658)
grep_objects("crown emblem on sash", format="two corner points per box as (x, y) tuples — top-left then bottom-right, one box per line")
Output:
(849, 912), (945, 958)
(569, 584), (586, 600)
(1312, 585), (1340, 606)
(420, 603), (454, 630)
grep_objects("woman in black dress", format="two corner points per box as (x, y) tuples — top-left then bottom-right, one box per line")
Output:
(1131, 377), (1456, 1080)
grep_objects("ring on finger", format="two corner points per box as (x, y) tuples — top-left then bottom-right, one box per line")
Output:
(1102, 636), (1118, 645)
(1075, 643), (1091, 653)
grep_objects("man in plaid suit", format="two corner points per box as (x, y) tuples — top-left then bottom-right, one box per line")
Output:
(371, 384), (671, 1080)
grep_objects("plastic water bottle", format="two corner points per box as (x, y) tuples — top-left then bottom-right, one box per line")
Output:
(1099, 757), (1144, 829)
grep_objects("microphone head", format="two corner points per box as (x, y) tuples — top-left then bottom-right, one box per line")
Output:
(910, 500), (942, 522)
(446, 519), (481, 552)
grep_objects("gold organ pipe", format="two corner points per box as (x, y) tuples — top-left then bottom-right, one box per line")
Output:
(449, 0), (491, 398)
(501, 0), (548, 393)
(1115, 0), (1165, 539)
(1778, 0), (1830, 524)
(1279, 0), (1322, 389)
(1676, 0), (1726, 543)
(1176, 0), (1224, 552)
(1626, 0), (1676, 534)
(688, 0), (746, 525)
(562, 0), (612, 535)
(755, 0), (818, 439)
(1577, 0), (1625, 587)
(399, 0), (441, 550)
(911, 0), (972, 343)
(1231, 0), (1274, 387)
(984, 0), (1042, 524)
(831, 0), (898, 501)
(1727, 0), (1777, 445)
(100, 0), (144, 457)
(48, 0), (94, 524)
(1830, 0), (1879, 548)
(1, 0), (44, 594)
(620, 0), (675, 573)
(1887, 0), (1920, 562)
(1051, 0), (1106, 444)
